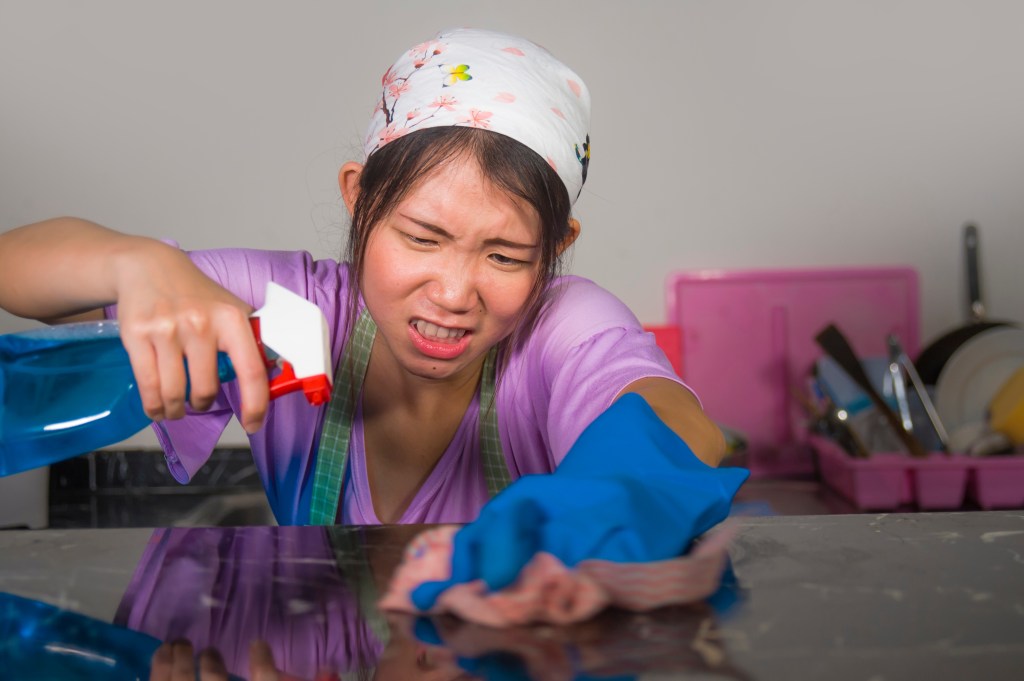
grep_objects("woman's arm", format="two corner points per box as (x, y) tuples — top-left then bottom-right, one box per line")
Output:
(0, 217), (269, 431)
(0, 217), (153, 322)
(617, 377), (727, 467)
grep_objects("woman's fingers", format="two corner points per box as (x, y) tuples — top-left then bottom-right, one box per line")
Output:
(152, 321), (189, 420)
(148, 640), (197, 681)
(170, 640), (196, 679)
(149, 641), (230, 681)
(181, 311), (222, 413)
(198, 648), (230, 681)
(149, 641), (174, 679)
(215, 307), (269, 433)
(249, 640), (281, 681)
(123, 333), (166, 422)
(119, 296), (268, 427)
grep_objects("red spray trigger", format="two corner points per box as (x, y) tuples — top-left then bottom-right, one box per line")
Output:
(248, 283), (334, 406)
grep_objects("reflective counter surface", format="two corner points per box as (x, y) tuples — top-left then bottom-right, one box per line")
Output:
(1, 512), (1023, 680)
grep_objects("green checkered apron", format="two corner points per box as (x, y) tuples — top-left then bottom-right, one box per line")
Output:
(308, 310), (513, 525)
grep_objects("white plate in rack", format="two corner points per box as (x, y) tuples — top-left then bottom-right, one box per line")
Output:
(935, 327), (1024, 432)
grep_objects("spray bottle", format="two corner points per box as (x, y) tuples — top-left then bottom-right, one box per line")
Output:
(0, 282), (332, 477)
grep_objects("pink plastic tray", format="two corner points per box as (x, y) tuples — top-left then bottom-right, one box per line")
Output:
(810, 435), (909, 510)
(809, 435), (1024, 510)
(666, 268), (919, 477)
(968, 455), (1024, 509)
(910, 455), (972, 509)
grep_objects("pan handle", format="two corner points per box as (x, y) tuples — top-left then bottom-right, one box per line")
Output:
(964, 223), (986, 322)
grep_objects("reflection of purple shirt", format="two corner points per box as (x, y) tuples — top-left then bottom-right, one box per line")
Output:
(128, 248), (683, 525)
(115, 527), (381, 679)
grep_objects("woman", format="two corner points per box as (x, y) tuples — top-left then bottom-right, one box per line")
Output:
(0, 29), (744, 590)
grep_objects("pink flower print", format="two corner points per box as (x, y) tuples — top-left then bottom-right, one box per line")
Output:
(378, 123), (409, 146)
(381, 66), (397, 87)
(430, 95), (458, 111)
(494, 92), (516, 103)
(551, 108), (566, 120)
(502, 47), (525, 56)
(406, 109), (421, 121)
(459, 109), (493, 129)
(408, 40), (441, 56)
(567, 79), (582, 97)
(547, 156), (557, 172)
(388, 81), (410, 99)
(408, 41), (445, 68)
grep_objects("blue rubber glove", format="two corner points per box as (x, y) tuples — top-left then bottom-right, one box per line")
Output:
(411, 392), (750, 610)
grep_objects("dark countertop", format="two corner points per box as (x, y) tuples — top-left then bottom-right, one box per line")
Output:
(2, 512), (1023, 680)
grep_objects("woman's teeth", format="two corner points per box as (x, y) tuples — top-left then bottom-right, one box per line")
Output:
(414, 320), (467, 340)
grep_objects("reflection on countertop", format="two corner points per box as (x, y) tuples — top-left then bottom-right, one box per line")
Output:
(113, 524), (750, 680)
(2, 514), (1023, 680)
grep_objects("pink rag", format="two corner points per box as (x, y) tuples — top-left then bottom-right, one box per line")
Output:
(378, 524), (736, 627)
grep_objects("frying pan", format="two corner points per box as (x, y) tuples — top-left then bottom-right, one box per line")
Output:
(915, 224), (1015, 385)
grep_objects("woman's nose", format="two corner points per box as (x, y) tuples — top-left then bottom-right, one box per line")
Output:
(428, 262), (480, 313)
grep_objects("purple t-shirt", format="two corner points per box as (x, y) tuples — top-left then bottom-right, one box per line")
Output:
(142, 248), (685, 526)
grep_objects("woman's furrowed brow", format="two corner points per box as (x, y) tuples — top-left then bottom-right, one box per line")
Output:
(400, 214), (538, 250)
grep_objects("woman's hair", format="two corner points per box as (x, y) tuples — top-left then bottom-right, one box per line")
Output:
(343, 126), (573, 362)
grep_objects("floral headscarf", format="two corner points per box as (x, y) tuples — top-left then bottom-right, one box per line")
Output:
(364, 28), (592, 203)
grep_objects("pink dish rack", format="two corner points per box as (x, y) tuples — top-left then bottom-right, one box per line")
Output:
(665, 267), (920, 478)
(810, 435), (1024, 510)
(810, 435), (971, 510)
(663, 266), (1024, 510)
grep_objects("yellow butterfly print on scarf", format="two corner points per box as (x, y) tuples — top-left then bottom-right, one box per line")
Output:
(441, 64), (472, 87)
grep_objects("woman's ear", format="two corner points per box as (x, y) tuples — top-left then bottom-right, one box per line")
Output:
(338, 161), (364, 216)
(557, 217), (581, 256)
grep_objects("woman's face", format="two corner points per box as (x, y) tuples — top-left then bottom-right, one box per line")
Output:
(360, 156), (541, 384)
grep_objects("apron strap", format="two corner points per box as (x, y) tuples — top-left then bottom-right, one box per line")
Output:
(479, 348), (512, 497)
(308, 311), (512, 525)
(309, 311), (376, 525)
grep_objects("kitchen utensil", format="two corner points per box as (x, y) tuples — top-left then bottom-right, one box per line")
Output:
(888, 342), (914, 433)
(934, 326), (1024, 435)
(916, 224), (1015, 384)
(888, 334), (950, 451)
(793, 383), (871, 459)
(815, 324), (928, 458)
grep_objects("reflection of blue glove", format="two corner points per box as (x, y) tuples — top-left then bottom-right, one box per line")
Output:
(412, 393), (750, 610)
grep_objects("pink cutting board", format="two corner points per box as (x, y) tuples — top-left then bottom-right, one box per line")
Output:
(666, 268), (920, 477)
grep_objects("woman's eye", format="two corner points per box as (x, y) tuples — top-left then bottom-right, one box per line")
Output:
(405, 233), (437, 247)
(489, 253), (528, 267)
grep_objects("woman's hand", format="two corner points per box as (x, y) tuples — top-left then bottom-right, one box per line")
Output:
(149, 639), (309, 681)
(112, 242), (269, 432)
(0, 218), (269, 431)
(410, 393), (749, 609)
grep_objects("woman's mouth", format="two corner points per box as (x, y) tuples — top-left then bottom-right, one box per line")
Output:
(413, 319), (467, 341)
(408, 319), (472, 360)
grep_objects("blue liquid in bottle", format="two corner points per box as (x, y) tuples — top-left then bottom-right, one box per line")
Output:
(0, 591), (162, 680)
(0, 322), (235, 477)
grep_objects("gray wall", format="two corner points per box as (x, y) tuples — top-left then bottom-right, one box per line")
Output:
(2, 0), (1022, 447)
